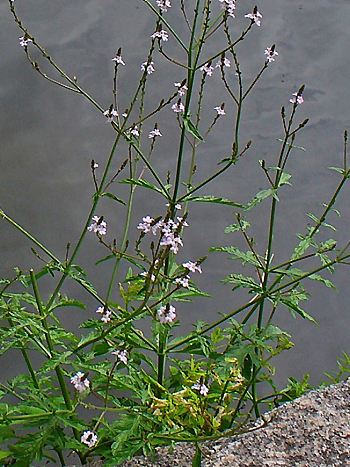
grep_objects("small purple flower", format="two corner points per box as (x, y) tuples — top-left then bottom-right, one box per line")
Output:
(112, 52), (125, 65)
(87, 216), (107, 236)
(290, 92), (304, 105)
(157, 304), (177, 324)
(174, 82), (188, 97)
(214, 104), (226, 116)
(96, 306), (111, 323)
(103, 107), (118, 123)
(130, 125), (140, 137)
(70, 372), (90, 393)
(264, 46), (278, 63)
(192, 380), (209, 396)
(137, 215), (154, 234)
(156, 0), (171, 12)
(182, 261), (202, 274)
(141, 61), (155, 75)
(19, 36), (32, 47)
(200, 62), (214, 76)
(172, 100), (185, 113)
(215, 57), (231, 68)
(151, 30), (169, 41)
(149, 128), (162, 139)
(245, 8), (262, 27)
(112, 349), (128, 364)
(175, 276), (190, 288)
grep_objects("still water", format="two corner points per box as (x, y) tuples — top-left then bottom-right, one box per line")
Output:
(0, 0), (349, 387)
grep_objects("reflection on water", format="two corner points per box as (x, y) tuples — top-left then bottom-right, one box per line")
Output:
(1, 0), (349, 386)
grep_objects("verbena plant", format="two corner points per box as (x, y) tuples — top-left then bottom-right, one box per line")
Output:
(1, 1), (350, 465)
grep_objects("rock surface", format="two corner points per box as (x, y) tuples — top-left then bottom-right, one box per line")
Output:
(120, 378), (350, 467)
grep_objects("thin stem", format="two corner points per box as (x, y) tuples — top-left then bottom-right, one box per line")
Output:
(30, 271), (72, 411)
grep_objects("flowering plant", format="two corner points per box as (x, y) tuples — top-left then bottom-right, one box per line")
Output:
(1, 1), (350, 465)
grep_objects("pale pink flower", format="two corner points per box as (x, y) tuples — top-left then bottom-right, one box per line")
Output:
(183, 261), (202, 274)
(166, 202), (182, 210)
(156, 0), (171, 12)
(149, 128), (162, 138)
(192, 380), (209, 396)
(214, 104), (226, 116)
(160, 232), (183, 254)
(81, 431), (98, 448)
(157, 304), (177, 324)
(112, 349), (128, 364)
(103, 107), (118, 123)
(19, 36), (33, 47)
(175, 276), (190, 288)
(87, 216), (107, 236)
(70, 372), (90, 393)
(174, 82), (188, 97)
(141, 271), (156, 282)
(216, 57), (231, 68)
(264, 46), (278, 63)
(245, 9), (262, 26)
(141, 61), (155, 74)
(112, 54), (125, 66)
(130, 126), (140, 137)
(219, 0), (236, 18)
(137, 215), (154, 233)
(96, 306), (111, 324)
(151, 30), (169, 41)
(172, 101), (185, 113)
(290, 92), (304, 105)
(200, 63), (214, 76)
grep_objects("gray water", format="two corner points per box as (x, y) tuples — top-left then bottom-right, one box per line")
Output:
(1, 0), (349, 388)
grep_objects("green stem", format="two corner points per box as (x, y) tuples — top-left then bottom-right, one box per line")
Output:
(30, 270), (72, 411)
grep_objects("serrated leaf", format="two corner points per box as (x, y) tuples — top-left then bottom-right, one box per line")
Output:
(279, 296), (316, 323)
(244, 188), (276, 210)
(183, 116), (204, 141)
(49, 297), (86, 312)
(120, 178), (166, 196)
(211, 246), (262, 267)
(224, 220), (250, 233)
(102, 192), (126, 205)
(223, 274), (261, 292)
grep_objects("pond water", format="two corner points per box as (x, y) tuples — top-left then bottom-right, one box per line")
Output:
(1, 0), (349, 388)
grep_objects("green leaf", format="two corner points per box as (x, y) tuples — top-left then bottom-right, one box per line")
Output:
(328, 166), (345, 175)
(96, 254), (115, 265)
(120, 178), (166, 196)
(49, 297), (86, 312)
(0, 450), (11, 461)
(279, 296), (316, 323)
(171, 288), (211, 301)
(224, 220), (250, 233)
(102, 192), (126, 206)
(192, 444), (202, 467)
(244, 188), (277, 210)
(211, 246), (262, 267)
(223, 274), (261, 292)
(186, 195), (243, 208)
(277, 138), (306, 151)
(278, 172), (292, 187)
(183, 116), (204, 141)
